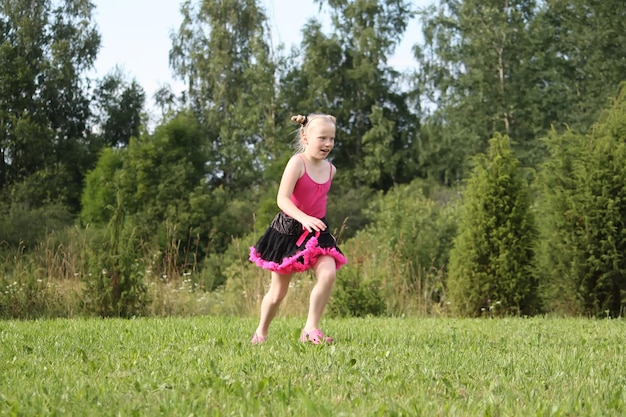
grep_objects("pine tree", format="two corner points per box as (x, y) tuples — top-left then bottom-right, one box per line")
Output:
(536, 83), (626, 317)
(448, 133), (537, 316)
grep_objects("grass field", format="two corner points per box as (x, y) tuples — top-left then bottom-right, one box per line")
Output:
(1, 316), (624, 416)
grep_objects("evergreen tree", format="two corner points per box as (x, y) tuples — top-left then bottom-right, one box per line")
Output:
(532, 128), (585, 315)
(448, 133), (537, 316)
(536, 84), (626, 317)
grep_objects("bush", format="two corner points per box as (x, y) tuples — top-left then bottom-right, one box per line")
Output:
(82, 200), (149, 317)
(338, 179), (459, 316)
(448, 133), (537, 317)
(329, 265), (385, 317)
(535, 84), (626, 317)
(0, 201), (74, 249)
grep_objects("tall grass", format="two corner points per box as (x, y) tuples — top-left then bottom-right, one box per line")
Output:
(0, 226), (225, 319)
(0, 220), (452, 320)
(0, 231), (85, 319)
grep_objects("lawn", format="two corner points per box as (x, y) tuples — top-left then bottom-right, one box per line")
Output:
(1, 316), (624, 416)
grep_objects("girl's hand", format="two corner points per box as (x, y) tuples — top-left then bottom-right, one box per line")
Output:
(300, 215), (327, 233)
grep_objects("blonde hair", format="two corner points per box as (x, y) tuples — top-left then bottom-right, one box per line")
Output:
(290, 113), (337, 154)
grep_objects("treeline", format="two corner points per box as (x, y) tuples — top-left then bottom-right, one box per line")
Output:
(1, 0), (625, 318)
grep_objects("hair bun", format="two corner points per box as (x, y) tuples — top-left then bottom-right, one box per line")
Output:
(291, 114), (308, 126)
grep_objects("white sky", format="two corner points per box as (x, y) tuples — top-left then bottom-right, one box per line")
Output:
(91, 0), (430, 115)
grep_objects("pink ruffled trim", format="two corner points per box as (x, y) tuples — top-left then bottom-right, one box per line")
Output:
(249, 236), (347, 274)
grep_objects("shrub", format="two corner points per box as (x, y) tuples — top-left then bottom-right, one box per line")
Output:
(338, 179), (459, 316)
(82, 199), (149, 317)
(535, 84), (626, 317)
(447, 133), (537, 317)
(0, 201), (74, 249)
(329, 265), (385, 318)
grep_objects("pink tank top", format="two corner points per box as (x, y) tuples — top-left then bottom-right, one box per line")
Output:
(290, 156), (332, 218)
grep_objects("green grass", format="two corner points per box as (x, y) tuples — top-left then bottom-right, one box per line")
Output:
(1, 317), (624, 416)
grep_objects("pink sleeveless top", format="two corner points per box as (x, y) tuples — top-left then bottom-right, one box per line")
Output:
(290, 156), (332, 218)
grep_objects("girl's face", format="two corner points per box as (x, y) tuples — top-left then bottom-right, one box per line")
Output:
(303, 120), (335, 160)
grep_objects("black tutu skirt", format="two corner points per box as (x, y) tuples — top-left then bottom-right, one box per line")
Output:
(249, 212), (347, 274)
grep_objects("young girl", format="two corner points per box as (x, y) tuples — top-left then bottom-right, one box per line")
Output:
(249, 113), (347, 345)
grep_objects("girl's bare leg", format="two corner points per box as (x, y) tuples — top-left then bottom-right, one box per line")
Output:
(303, 256), (337, 332)
(254, 271), (292, 337)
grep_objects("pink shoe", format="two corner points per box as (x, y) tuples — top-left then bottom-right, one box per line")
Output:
(299, 329), (334, 345)
(251, 332), (267, 345)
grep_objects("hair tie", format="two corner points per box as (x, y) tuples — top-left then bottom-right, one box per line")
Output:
(302, 115), (308, 126)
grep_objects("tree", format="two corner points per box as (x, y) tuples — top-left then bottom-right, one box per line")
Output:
(415, 0), (541, 183)
(535, 84), (626, 317)
(532, 0), (626, 133)
(415, 0), (626, 184)
(81, 113), (206, 226)
(280, 0), (418, 190)
(112, 113), (209, 236)
(0, 0), (100, 211)
(80, 147), (124, 225)
(448, 133), (537, 316)
(81, 110), (257, 266)
(170, 0), (277, 191)
(92, 68), (146, 148)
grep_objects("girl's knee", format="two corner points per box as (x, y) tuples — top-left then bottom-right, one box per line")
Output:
(269, 273), (291, 298)
(316, 255), (337, 269)
(315, 263), (337, 284)
(269, 283), (289, 301)
(271, 291), (288, 305)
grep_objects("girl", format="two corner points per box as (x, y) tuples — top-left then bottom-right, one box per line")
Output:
(249, 113), (347, 345)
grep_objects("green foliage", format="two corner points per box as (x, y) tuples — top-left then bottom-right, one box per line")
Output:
(0, 0), (101, 210)
(340, 178), (458, 315)
(535, 84), (626, 317)
(326, 183), (375, 241)
(416, 0), (541, 181)
(284, 0), (419, 190)
(81, 111), (260, 286)
(207, 194), (256, 254)
(362, 179), (458, 278)
(83, 199), (148, 318)
(416, 0), (626, 182)
(448, 133), (537, 317)
(329, 264), (385, 317)
(91, 68), (146, 147)
(533, 128), (586, 315)
(170, 0), (277, 191)
(119, 113), (208, 225)
(80, 147), (124, 225)
(358, 105), (406, 188)
(198, 229), (259, 293)
(0, 200), (74, 248)
(252, 190), (281, 234)
(533, 0), (626, 133)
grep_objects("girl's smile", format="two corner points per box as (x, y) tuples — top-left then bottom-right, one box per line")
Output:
(304, 121), (335, 160)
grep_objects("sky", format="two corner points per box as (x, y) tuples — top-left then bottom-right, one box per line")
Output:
(91, 0), (430, 117)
